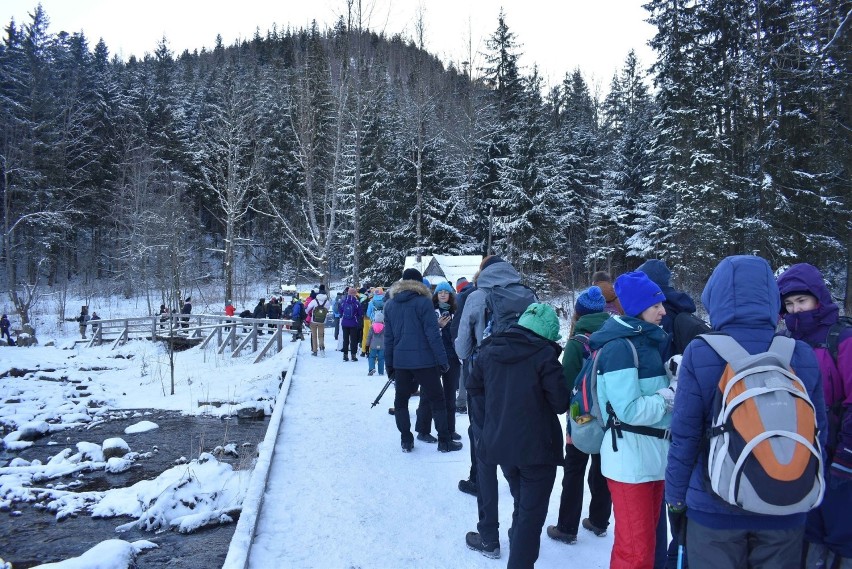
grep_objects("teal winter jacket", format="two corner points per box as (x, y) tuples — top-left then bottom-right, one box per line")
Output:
(589, 314), (671, 483)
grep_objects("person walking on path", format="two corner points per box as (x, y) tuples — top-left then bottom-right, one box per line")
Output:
(548, 286), (613, 546)
(181, 297), (192, 329)
(306, 285), (330, 356)
(384, 268), (461, 454)
(339, 287), (363, 362)
(666, 255), (826, 569)
(78, 305), (90, 339)
(366, 310), (386, 376)
(1, 314), (14, 345)
(777, 263), (851, 569)
(466, 302), (570, 565)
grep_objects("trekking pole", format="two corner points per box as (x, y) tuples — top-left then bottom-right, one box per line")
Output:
(371, 377), (394, 408)
(676, 516), (687, 569)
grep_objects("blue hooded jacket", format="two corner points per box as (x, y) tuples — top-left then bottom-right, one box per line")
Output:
(384, 279), (448, 371)
(665, 255), (826, 531)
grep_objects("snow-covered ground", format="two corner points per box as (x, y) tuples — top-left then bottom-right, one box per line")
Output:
(1, 295), (614, 568)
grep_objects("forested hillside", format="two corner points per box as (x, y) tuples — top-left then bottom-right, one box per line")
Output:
(1, 1), (849, 323)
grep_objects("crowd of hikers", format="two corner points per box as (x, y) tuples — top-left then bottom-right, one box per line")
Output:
(329, 255), (849, 569)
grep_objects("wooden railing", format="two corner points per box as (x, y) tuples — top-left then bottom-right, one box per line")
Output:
(84, 314), (303, 363)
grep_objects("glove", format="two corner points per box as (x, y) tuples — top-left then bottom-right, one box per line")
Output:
(830, 445), (852, 488)
(665, 355), (682, 391)
(667, 503), (687, 542)
(386, 367), (395, 380)
(657, 387), (675, 413)
(439, 363), (450, 374)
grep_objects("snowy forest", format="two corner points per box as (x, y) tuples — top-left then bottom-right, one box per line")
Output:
(1, 1), (850, 324)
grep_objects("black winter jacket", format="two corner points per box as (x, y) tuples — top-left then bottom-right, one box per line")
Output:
(468, 324), (570, 466)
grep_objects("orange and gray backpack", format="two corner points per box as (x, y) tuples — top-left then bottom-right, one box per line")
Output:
(700, 334), (824, 515)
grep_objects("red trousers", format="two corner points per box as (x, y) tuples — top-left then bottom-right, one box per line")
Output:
(607, 478), (664, 569)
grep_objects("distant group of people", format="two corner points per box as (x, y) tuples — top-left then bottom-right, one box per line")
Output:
(329, 253), (848, 569)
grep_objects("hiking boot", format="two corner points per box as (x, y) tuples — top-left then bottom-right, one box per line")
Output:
(547, 525), (577, 545)
(451, 432), (462, 441)
(401, 440), (413, 453)
(311, 351), (317, 356)
(438, 440), (463, 452)
(458, 478), (477, 496)
(416, 433), (438, 443)
(368, 369), (376, 376)
(343, 356), (349, 362)
(456, 405), (467, 414)
(465, 531), (500, 559)
(582, 518), (607, 537)
(352, 356), (358, 362)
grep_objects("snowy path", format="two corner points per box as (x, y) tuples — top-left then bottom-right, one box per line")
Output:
(246, 339), (614, 568)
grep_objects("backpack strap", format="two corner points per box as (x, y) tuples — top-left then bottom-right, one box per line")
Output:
(601, 338), (651, 452)
(698, 333), (796, 372)
(826, 317), (852, 364)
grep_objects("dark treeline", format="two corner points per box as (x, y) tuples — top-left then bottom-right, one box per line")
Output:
(1, 2), (849, 324)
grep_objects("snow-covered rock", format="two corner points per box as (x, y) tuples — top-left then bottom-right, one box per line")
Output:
(101, 438), (130, 460)
(123, 420), (158, 434)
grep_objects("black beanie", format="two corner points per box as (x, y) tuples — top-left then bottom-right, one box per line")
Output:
(402, 268), (423, 282)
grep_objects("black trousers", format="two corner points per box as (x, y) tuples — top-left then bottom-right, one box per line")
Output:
(501, 463), (557, 569)
(555, 442), (611, 535)
(394, 367), (451, 443)
(341, 325), (360, 356)
(686, 521), (804, 569)
(469, 393), (499, 544)
(415, 358), (460, 435)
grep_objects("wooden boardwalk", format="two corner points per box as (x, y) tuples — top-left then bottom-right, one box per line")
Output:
(84, 314), (305, 363)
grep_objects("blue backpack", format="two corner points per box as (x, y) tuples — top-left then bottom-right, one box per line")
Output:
(569, 338), (637, 454)
(342, 299), (356, 320)
(291, 301), (303, 320)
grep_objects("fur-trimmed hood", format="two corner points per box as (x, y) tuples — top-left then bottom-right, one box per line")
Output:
(388, 279), (431, 300)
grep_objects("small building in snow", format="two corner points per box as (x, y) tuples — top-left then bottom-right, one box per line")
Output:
(402, 255), (483, 289)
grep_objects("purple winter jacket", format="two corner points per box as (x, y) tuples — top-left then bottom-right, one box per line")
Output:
(777, 263), (852, 455)
(339, 294), (363, 328)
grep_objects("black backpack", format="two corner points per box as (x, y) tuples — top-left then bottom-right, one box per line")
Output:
(672, 311), (711, 355)
(483, 282), (538, 338)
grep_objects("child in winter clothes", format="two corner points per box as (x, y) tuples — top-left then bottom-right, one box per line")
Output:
(366, 310), (385, 375)
(777, 263), (852, 569)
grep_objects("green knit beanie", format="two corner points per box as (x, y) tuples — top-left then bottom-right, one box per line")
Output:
(517, 302), (561, 341)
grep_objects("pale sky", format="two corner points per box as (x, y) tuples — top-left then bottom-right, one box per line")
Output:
(3, 1), (656, 89)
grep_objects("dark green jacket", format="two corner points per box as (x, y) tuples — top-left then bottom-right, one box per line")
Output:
(562, 312), (610, 387)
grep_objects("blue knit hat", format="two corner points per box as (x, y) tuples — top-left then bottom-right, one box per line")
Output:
(575, 286), (606, 317)
(422, 278), (431, 289)
(434, 281), (454, 294)
(615, 271), (665, 317)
